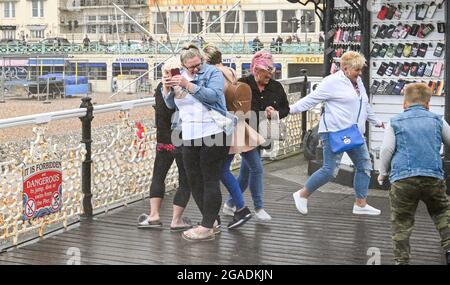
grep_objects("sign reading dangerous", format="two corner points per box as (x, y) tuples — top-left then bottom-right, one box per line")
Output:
(22, 161), (63, 220)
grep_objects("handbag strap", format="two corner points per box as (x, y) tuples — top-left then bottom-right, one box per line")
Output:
(323, 95), (362, 132)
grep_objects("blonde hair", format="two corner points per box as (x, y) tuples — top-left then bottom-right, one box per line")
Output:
(404, 83), (432, 105)
(179, 44), (203, 64)
(203, 45), (222, 65)
(161, 56), (182, 73)
(340, 51), (366, 70)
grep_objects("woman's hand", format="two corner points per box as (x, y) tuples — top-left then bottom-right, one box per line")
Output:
(266, 106), (276, 119)
(162, 74), (173, 92)
(171, 75), (190, 89)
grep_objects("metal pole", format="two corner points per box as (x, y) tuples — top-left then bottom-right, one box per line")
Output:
(0, 62), (5, 103)
(361, 0), (371, 142)
(323, 0), (334, 77)
(80, 97), (94, 218)
(301, 69), (308, 141)
(444, 1), (450, 195)
(44, 77), (51, 104)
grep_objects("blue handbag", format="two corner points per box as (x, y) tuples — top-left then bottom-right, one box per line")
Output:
(323, 97), (364, 153)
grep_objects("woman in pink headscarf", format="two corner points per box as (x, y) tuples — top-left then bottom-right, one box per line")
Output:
(221, 50), (290, 222)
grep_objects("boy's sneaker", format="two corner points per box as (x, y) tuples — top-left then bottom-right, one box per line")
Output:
(352, 204), (381, 216)
(223, 203), (236, 216)
(227, 207), (252, 229)
(255, 209), (272, 221)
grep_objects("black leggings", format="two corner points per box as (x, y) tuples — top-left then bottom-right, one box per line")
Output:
(149, 147), (190, 208)
(182, 133), (230, 228)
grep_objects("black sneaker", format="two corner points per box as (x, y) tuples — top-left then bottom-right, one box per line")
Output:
(446, 251), (450, 265)
(227, 207), (252, 229)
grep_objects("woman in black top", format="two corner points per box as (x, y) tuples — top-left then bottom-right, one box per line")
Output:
(223, 50), (289, 221)
(137, 75), (191, 231)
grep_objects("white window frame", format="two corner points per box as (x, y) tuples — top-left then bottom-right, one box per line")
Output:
(4, 2), (15, 18)
(243, 11), (258, 34)
(32, 0), (44, 18)
(263, 10), (278, 34)
(224, 10), (240, 34)
(206, 11), (221, 34)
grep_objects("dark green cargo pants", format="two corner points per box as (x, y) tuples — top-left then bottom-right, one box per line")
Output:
(390, 176), (450, 265)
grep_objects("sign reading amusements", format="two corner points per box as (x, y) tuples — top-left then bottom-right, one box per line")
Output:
(22, 161), (63, 220)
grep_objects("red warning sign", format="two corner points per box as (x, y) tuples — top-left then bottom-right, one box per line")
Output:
(22, 161), (63, 220)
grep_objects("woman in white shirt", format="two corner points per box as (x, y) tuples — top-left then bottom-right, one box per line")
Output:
(162, 45), (234, 241)
(281, 51), (385, 216)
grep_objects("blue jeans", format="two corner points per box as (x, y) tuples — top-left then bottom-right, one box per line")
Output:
(227, 148), (264, 210)
(220, 154), (246, 210)
(305, 133), (372, 199)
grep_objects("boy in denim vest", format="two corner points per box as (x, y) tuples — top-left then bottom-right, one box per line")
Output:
(378, 83), (450, 265)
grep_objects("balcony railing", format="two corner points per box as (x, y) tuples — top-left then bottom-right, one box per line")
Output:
(0, 42), (324, 55)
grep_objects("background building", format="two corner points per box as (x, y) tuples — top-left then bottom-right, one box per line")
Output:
(0, 0), (60, 41)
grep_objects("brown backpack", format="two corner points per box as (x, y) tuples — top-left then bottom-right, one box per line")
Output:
(219, 66), (252, 113)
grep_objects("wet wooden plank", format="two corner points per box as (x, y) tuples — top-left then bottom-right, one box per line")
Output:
(0, 155), (446, 265)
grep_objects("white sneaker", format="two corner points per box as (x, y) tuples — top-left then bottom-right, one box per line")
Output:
(255, 209), (272, 221)
(293, 190), (308, 215)
(352, 204), (381, 216)
(222, 203), (236, 216)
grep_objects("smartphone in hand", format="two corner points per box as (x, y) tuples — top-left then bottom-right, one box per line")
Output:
(170, 68), (181, 76)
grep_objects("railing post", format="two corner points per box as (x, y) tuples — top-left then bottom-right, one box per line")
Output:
(300, 69), (308, 141)
(80, 97), (94, 218)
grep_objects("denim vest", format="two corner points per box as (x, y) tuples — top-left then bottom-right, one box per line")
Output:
(390, 105), (443, 182)
(163, 64), (237, 136)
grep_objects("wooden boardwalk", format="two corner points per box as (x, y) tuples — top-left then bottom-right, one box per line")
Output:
(0, 155), (447, 265)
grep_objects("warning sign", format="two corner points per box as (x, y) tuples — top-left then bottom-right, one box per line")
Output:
(22, 161), (63, 220)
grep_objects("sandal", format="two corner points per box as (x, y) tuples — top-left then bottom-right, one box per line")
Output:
(181, 227), (215, 242)
(170, 217), (193, 232)
(137, 213), (163, 229)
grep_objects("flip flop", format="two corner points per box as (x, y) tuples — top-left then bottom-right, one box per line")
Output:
(137, 214), (163, 229)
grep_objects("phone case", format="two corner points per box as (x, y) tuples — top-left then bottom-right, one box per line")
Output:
(417, 62), (427, 77)
(377, 24), (388, 39)
(434, 43), (444, 57)
(386, 5), (397, 20)
(394, 44), (405, 57)
(411, 43), (420, 57)
(377, 62), (389, 76)
(416, 4), (429, 20)
(377, 5), (389, 20)
(378, 44), (389, 57)
(401, 63), (411, 76)
(426, 2), (437, 19)
(384, 80), (397, 95)
(432, 62), (443, 77)
(394, 62), (404, 76)
(386, 44), (396, 58)
(399, 24), (412, 39)
(410, 24), (420, 36)
(371, 43), (382, 57)
(417, 43), (428, 57)
(436, 81), (444, 96)
(403, 44), (412, 57)
(385, 62), (395, 76)
(377, 80), (390, 95)
(420, 24), (435, 38)
(393, 5), (403, 20)
(410, 62), (419, 76)
(392, 24), (403, 39)
(402, 5), (413, 20)
(429, 81), (437, 95)
(370, 80), (381, 94)
(393, 81), (406, 95)
(438, 22), (445, 33)
(385, 24), (397, 38)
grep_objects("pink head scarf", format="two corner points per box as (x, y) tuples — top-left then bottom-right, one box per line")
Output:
(250, 50), (274, 75)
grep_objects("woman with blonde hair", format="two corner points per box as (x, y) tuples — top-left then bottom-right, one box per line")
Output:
(285, 51), (385, 216)
(163, 45), (235, 241)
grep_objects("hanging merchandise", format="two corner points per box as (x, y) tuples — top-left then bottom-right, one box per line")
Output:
(327, 1), (362, 74)
(368, 0), (447, 171)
